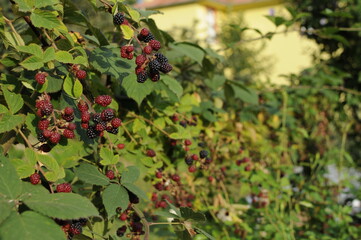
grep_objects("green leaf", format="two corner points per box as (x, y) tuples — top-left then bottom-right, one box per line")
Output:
(0, 113), (25, 133)
(122, 74), (155, 106)
(30, 10), (62, 29)
(89, 46), (132, 79)
(153, 210), (180, 219)
(100, 147), (118, 165)
(55, 51), (74, 63)
(73, 79), (83, 98)
(0, 156), (23, 199)
(120, 25), (134, 40)
(194, 227), (216, 240)
(20, 55), (44, 70)
(123, 182), (147, 200)
(34, 0), (60, 8)
(23, 193), (99, 220)
(0, 104), (8, 114)
(1, 86), (24, 114)
(102, 184), (129, 218)
(180, 207), (206, 222)
(17, 43), (43, 58)
(265, 16), (287, 27)
(22, 182), (50, 196)
(161, 75), (183, 99)
(74, 163), (110, 186)
(43, 47), (56, 62)
(63, 75), (74, 97)
(126, 6), (140, 22)
(37, 154), (65, 182)
(230, 83), (258, 104)
(121, 166), (140, 183)
(46, 75), (64, 93)
(0, 198), (13, 225)
(0, 211), (66, 240)
(13, 0), (34, 12)
(171, 43), (204, 66)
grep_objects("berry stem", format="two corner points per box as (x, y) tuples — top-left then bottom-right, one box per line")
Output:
(121, 124), (138, 145)
(17, 128), (33, 149)
(129, 112), (171, 138)
(98, 0), (113, 13)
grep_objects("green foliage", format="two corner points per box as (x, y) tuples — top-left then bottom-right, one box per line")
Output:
(1, 0), (361, 240)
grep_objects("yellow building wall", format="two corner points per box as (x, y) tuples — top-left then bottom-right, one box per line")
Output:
(146, 2), (319, 84)
(239, 4), (319, 83)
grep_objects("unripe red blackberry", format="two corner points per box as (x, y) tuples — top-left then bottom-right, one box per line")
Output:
(159, 201), (167, 208)
(127, 53), (133, 60)
(149, 40), (161, 51)
(146, 149), (156, 157)
(245, 164), (252, 171)
(154, 182), (164, 191)
(184, 139), (192, 146)
(64, 107), (74, 115)
(95, 123), (105, 132)
(126, 45), (134, 53)
(113, 12), (125, 25)
(30, 172), (41, 185)
(81, 122), (89, 129)
(117, 143), (125, 149)
(191, 154), (199, 161)
(81, 111), (91, 122)
(76, 69), (87, 79)
(188, 165), (197, 173)
(77, 100), (89, 112)
(208, 176), (214, 182)
(42, 129), (52, 138)
(67, 122), (76, 130)
(56, 183), (72, 193)
(119, 213), (128, 221)
(151, 192), (158, 201)
(143, 45), (152, 55)
(171, 174), (180, 182)
(35, 72), (47, 85)
(137, 71), (148, 83)
(106, 170), (115, 180)
(140, 28), (150, 36)
(49, 131), (61, 144)
(155, 171), (162, 179)
(111, 118), (122, 128)
(63, 129), (75, 139)
(135, 55), (147, 66)
(37, 119), (50, 130)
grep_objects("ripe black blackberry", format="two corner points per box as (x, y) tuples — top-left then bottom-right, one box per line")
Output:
(101, 108), (115, 121)
(143, 33), (155, 43)
(106, 127), (118, 135)
(149, 60), (161, 72)
(40, 102), (53, 116)
(62, 114), (74, 122)
(69, 222), (82, 235)
(113, 12), (125, 25)
(87, 125), (99, 139)
(128, 190), (140, 204)
(137, 71), (148, 83)
(92, 113), (102, 124)
(155, 53), (168, 64)
(149, 71), (160, 82)
(199, 150), (208, 158)
(37, 132), (47, 142)
(185, 156), (193, 165)
(116, 225), (127, 237)
(159, 63), (173, 73)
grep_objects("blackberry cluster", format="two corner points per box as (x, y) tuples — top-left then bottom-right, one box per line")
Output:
(120, 45), (134, 60)
(35, 94), (76, 150)
(58, 218), (87, 240)
(78, 97), (121, 139)
(151, 171), (195, 208)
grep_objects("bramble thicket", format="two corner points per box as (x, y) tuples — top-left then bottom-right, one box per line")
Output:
(0, 0), (361, 239)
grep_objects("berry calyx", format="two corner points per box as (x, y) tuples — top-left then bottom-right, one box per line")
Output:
(56, 183), (72, 193)
(106, 170), (115, 180)
(30, 172), (41, 185)
(76, 69), (87, 79)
